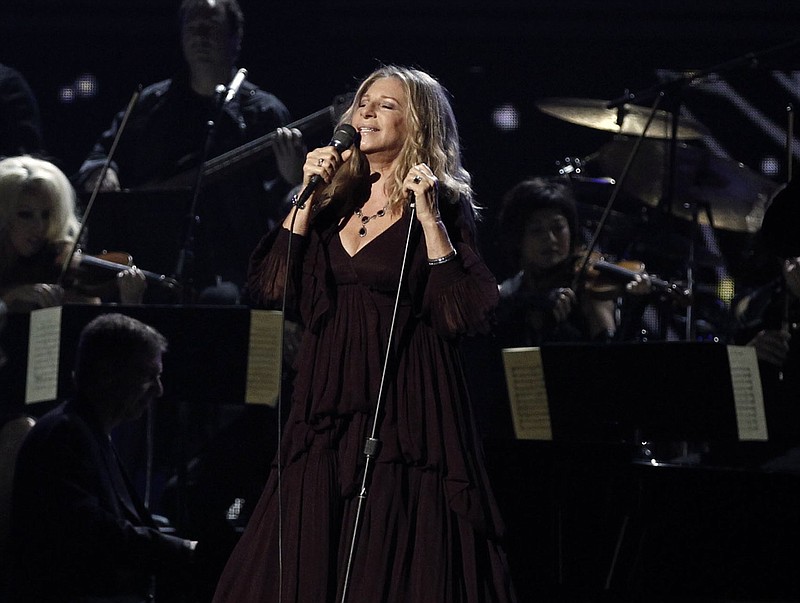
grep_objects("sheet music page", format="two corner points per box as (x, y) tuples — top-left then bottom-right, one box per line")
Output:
(501, 347), (552, 441)
(245, 310), (283, 407)
(727, 345), (768, 441)
(25, 306), (62, 404)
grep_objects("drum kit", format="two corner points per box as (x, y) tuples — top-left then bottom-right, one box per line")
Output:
(537, 96), (778, 234)
(535, 95), (783, 340)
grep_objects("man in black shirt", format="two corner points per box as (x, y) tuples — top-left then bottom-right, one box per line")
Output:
(8, 313), (197, 602)
(77, 0), (305, 301)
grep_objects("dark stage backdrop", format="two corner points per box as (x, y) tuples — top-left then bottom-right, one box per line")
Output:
(3, 0), (800, 291)
(5, 5), (800, 599)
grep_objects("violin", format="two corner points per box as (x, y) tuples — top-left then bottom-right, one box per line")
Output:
(65, 250), (180, 292)
(573, 250), (692, 305)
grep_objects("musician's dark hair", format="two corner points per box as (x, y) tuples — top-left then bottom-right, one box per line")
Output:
(73, 313), (167, 392)
(179, 0), (245, 43)
(498, 177), (580, 270)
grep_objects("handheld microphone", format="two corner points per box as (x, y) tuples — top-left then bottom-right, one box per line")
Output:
(294, 124), (358, 208)
(223, 68), (248, 105)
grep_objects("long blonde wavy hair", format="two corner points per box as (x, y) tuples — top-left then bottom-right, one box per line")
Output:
(320, 65), (476, 217)
(0, 156), (80, 269)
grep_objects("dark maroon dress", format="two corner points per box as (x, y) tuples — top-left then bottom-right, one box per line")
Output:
(213, 204), (516, 602)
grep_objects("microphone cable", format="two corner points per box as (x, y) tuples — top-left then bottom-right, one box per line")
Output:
(274, 124), (358, 600)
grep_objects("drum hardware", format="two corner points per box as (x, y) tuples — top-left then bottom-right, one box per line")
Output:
(589, 138), (779, 234)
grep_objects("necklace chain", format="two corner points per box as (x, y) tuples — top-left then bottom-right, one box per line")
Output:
(354, 203), (388, 237)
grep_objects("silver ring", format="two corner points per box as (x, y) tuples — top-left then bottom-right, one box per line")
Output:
(413, 175), (421, 184)
(317, 158), (324, 166)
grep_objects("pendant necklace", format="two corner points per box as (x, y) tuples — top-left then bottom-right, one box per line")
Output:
(354, 203), (389, 237)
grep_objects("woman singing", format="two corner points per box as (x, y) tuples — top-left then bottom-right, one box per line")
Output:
(213, 66), (516, 602)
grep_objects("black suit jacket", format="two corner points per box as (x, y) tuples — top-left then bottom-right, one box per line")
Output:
(7, 400), (193, 603)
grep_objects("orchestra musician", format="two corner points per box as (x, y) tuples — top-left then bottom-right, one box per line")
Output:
(732, 178), (800, 455)
(494, 176), (650, 347)
(0, 155), (144, 313)
(212, 65), (517, 603)
(75, 0), (305, 304)
(7, 313), (199, 603)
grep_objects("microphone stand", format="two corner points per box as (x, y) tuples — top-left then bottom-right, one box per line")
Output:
(170, 83), (232, 532)
(604, 39), (800, 341)
(606, 37), (800, 113)
(271, 194), (416, 603)
(339, 196), (418, 603)
(173, 84), (229, 304)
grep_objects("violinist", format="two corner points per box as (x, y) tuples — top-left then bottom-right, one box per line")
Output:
(495, 177), (649, 347)
(731, 178), (800, 454)
(0, 155), (145, 313)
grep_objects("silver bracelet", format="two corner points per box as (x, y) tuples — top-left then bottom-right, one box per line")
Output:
(427, 249), (457, 266)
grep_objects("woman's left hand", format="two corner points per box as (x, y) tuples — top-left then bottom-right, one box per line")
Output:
(404, 163), (440, 226)
(405, 163), (456, 261)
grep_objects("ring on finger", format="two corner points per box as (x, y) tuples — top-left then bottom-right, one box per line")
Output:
(413, 175), (422, 184)
(317, 158), (324, 166)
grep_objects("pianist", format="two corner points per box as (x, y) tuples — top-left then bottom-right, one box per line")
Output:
(7, 313), (199, 602)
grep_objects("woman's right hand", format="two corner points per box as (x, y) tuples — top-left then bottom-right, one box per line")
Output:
(302, 145), (350, 195)
(284, 146), (351, 233)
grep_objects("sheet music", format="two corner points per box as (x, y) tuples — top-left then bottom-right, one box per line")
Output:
(501, 347), (553, 440)
(245, 310), (283, 406)
(25, 306), (62, 404)
(727, 345), (768, 441)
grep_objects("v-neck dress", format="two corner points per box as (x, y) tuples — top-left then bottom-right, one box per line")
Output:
(213, 207), (517, 603)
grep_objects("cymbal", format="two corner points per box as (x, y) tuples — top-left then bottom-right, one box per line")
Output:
(536, 97), (708, 140)
(588, 138), (780, 233)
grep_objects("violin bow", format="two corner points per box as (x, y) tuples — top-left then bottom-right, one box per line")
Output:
(57, 85), (142, 286)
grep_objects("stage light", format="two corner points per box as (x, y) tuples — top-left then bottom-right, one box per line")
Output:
(717, 276), (735, 306)
(58, 86), (76, 104)
(75, 73), (98, 99)
(491, 103), (520, 132)
(58, 73), (99, 104)
(760, 156), (780, 177)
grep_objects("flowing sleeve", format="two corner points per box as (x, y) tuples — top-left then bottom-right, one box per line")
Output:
(244, 227), (307, 310)
(244, 223), (332, 332)
(413, 199), (499, 338)
(423, 243), (499, 338)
